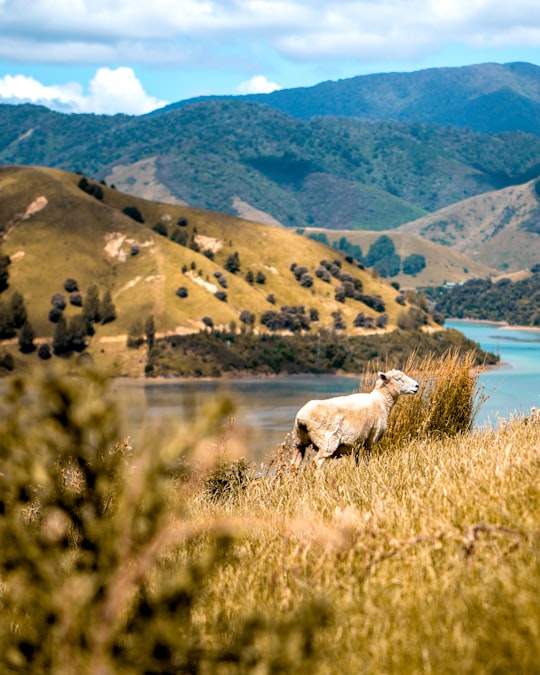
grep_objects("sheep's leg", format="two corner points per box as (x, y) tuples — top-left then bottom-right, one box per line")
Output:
(291, 445), (306, 469)
(363, 439), (372, 463)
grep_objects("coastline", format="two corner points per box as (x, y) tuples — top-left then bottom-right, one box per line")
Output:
(447, 318), (540, 333)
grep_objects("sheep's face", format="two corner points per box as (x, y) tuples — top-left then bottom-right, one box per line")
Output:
(379, 369), (419, 395)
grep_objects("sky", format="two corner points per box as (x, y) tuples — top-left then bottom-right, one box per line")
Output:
(1, 0), (540, 116)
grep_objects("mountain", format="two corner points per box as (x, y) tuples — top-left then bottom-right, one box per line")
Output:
(0, 165), (422, 373)
(3, 98), (540, 238)
(156, 62), (540, 135)
(397, 178), (540, 271)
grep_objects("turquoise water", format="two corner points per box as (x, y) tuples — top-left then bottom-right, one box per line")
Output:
(445, 320), (540, 426)
(114, 320), (540, 460)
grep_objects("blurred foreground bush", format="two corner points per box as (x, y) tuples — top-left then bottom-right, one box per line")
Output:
(0, 365), (327, 673)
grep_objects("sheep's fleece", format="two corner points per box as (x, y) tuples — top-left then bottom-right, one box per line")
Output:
(291, 369), (419, 467)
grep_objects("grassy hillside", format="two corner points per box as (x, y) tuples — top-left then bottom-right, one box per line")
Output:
(398, 178), (540, 271)
(0, 165), (430, 373)
(305, 228), (497, 288)
(3, 100), (540, 236)
(1, 355), (539, 672)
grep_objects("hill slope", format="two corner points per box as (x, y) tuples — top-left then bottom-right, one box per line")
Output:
(304, 228), (497, 288)
(159, 62), (540, 135)
(3, 100), (540, 236)
(397, 178), (540, 271)
(0, 166), (416, 356)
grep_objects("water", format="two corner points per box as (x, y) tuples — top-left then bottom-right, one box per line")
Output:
(445, 320), (540, 426)
(114, 320), (540, 461)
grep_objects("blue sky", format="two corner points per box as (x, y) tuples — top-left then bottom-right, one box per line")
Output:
(1, 0), (540, 115)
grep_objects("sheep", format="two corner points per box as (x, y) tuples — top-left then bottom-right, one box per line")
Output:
(291, 369), (419, 468)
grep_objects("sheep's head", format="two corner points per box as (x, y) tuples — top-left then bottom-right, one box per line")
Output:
(378, 369), (419, 395)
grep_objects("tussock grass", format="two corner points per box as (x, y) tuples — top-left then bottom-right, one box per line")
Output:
(1, 360), (539, 673)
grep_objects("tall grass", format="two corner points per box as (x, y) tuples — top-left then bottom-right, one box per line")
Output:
(1, 359), (539, 673)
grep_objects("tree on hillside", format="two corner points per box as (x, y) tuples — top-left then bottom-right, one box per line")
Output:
(224, 251), (241, 274)
(18, 320), (35, 354)
(402, 253), (427, 276)
(365, 235), (401, 278)
(145, 316), (155, 349)
(68, 315), (88, 352)
(53, 317), (71, 356)
(122, 206), (144, 223)
(83, 284), (101, 325)
(100, 290), (116, 324)
(0, 301), (15, 339)
(0, 253), (10, 293)
(10, 292), (27, 329)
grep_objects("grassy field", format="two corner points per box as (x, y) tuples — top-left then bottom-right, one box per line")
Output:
(0, 353), (539, 673)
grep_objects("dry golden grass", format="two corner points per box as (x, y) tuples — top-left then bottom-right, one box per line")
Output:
(1, 358), (539, 673)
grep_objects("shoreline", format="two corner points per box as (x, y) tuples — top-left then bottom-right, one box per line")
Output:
(447, 318), (540, 333)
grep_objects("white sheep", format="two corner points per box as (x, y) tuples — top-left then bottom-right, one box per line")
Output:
(291, 369), (419, 468)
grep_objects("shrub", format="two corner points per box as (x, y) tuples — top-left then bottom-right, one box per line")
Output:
(256, 271), (266, 284)
(152, 222), (168, 237)
(131, 245), (140, 256)
(239, 310), (255, 326)
(224, 252), (241, 274)
(315, 266), (331, 282)
(177, 216), (189, 226)
(215, 291), (227, 302)
(64, 278), (79, 293)
(51, 293), (66, 310)
(37, 343), (52, 360)
(176, 287), (188, 298)
(70, 292), (83, 307)
(267, 293), (276, 304)
(48, 307), (63, 323)
(202, 316), (214, 329)
(299, 272), (314, 288)
(122, 206), (144, 223)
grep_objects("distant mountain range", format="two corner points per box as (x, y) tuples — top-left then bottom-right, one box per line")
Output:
(157, 62), (540, 135)
(1, 62), (539, 274)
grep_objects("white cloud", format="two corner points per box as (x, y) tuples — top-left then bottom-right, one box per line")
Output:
(0, 67), (168, 114)
(237, 75), (282, 94)
(1, 0), (540, 67)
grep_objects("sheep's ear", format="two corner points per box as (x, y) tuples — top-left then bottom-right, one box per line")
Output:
(378, 371), (387, 381)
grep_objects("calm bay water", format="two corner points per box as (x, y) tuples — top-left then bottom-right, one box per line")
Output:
(114, 320), (540, 461)
(445, 320), (540, 425)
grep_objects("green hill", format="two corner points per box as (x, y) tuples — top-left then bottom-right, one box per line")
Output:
(3, 99), (540, 235)
(0, 165), (428, 373)
(164, 62), (540, 135)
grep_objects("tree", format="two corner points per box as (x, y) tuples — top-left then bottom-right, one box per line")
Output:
(402, 253), (427, 277)
(53, 317), (71, 356)
(145, 316), (155, 348)
(68, 315), (88, 352)
(10, 291), (27, 329)
(0, 301), (15, 339)
(64, 278), (79, 292)
(224, 251), (241, 274)
(100, 290), (116, 324)
(127, 319), (145, 348)
(18, 319), (35, 353)
(83, 284), (101, 324)
(122, 206), (144, 223)
(0, 253), (11, 292)
(365, 235), (401, 277)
